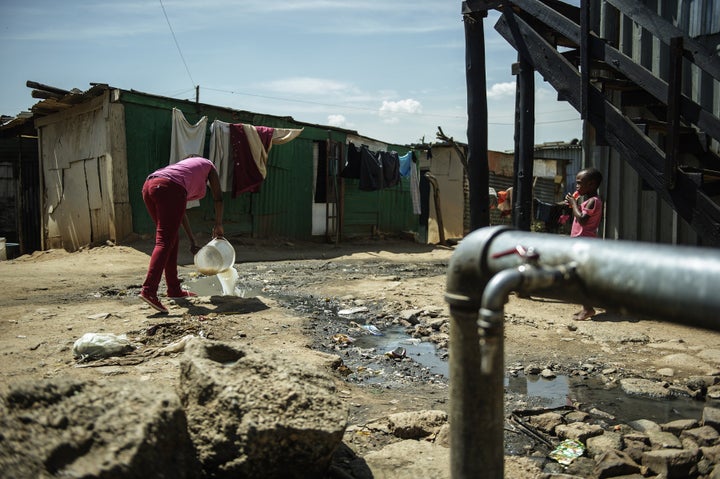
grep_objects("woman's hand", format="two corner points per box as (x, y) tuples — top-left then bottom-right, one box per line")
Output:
(212, 224), (224, 239)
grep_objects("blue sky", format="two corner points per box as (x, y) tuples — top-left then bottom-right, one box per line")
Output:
(0, 0), (581, 152)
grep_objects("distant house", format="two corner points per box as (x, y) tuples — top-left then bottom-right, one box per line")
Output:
(1, 84), (421, 253)
(418, 141), (581, 244)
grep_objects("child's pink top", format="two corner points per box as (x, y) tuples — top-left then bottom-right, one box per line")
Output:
(148, 157), (215, 201)
(571, 196), (602, 237)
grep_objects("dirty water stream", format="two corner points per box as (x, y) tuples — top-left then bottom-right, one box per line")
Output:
(186, 268), (708, 428)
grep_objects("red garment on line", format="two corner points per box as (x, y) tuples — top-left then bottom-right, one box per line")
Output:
(230, 124), (275, 196)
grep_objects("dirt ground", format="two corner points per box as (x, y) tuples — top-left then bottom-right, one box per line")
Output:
(1, 233), (719, 477)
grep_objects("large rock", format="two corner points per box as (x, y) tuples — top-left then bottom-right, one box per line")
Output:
(387, 410), (447, 439)
(642, 448), (699, 478)
(0, 378), (200, 478)
(620, 378), (673, 399)
(178, 338), (347, 478)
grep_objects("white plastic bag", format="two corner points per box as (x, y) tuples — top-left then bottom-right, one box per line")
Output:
(72, 333), (134, 360)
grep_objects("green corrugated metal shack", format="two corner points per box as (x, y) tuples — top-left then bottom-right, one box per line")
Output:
(32, 85), (419, 252)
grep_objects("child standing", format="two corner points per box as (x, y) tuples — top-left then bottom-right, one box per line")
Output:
(565, 167), (603, 320)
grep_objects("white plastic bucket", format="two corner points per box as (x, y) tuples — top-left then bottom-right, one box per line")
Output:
(194, 238), (236, 275)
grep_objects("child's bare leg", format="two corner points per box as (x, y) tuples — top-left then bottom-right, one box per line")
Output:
(573, 305), (596, 321)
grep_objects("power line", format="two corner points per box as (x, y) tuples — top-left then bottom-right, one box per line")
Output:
(201, 86), (580, 125)
(159, 0), (195, 89)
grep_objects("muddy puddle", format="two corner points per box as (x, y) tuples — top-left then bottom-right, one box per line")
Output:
(185, 266), (708, 427)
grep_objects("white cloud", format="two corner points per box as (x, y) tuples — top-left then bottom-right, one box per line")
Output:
(487, 82), (516, 99)
(327, 114), (348, 127)
(263, 77), (355, 96)
(379, 98), (422, 116)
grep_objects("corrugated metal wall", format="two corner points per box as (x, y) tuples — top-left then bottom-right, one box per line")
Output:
(120, 91), (418, 241)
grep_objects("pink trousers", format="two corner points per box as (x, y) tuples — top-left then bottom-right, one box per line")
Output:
(141, 177), (187, 297)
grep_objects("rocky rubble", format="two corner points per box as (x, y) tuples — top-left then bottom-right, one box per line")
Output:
(0, 338), (347, 479)
(512, 404), (720, 478)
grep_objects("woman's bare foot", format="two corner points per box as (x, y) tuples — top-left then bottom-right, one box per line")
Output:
(573, 307), (595, 321)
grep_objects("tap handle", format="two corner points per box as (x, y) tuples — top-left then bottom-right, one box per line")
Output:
(491, 245), (539, 261)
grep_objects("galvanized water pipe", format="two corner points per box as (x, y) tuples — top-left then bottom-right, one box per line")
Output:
(446, 226), (720, 478)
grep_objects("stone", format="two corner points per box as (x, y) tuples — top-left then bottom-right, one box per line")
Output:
(701, 444), (720, 463)
(363, 440), (450, 479)
(179, 338), (347, 479)
(556, 422), (604, 442)
(387, 410), (448, 439)
(680, 425), (720, 447)
(527, 412), (564, 434)
(399, 309), (422, 325)
(593, 449), (641, 478)
(657, 367), (674, 377)
(661, 418), (699, 435)
(620, 378), (673, 399)
(589, 407), (615, 421)
(622, 435), (650, 464)
(565, 410), (591, 423)
(703, 406), (720, 432)
(627, 418), (662, 433)
(586, 431), (623, 458)
(540, 368), (556, 379)
(564, 456), (596, 477)
(434, 423), (450, 448)
(0, 377), (200, 478)
(709, 385), (720, 400)
(646, 430), (683, 449)
(712, 463), (720, 479)
(687, 376), (719, 391)
(642, 448), (699, 478)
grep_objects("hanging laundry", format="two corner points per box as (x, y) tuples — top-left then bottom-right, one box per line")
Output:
(209, 120), (232, 192)
(359, 146), (383, 191)
(409, 156), (421, 215)
(399, 151), (414, 177)
(210, 123), (302, 194)
(230, 124), (275, 196)
(170, 108), (208, 164)
(169, 108), (208, 208)
(271, 128), (303, 145)
(341, 143), (362, 179)
(378, 150), (400, 188)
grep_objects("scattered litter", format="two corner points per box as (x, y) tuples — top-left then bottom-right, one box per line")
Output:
(361, 324), (383, 336)
(332, 333), (355, 344)
(385, 347), (407, 359)
(157, 334), (195, 355)
(548, 439), (585, 465)
(338, 306), (369, 316)
(86, 312), (111, 320)
(72, 333), (135, 360)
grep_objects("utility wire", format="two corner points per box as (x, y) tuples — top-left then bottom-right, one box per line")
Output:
(159, 0), (195, 89)
(201, 86), (580, 125)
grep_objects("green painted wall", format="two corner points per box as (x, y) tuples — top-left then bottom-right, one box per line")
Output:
(120, 90), (418, 241)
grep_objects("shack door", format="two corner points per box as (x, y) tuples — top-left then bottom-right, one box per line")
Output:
(311, 139), (343, 243)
